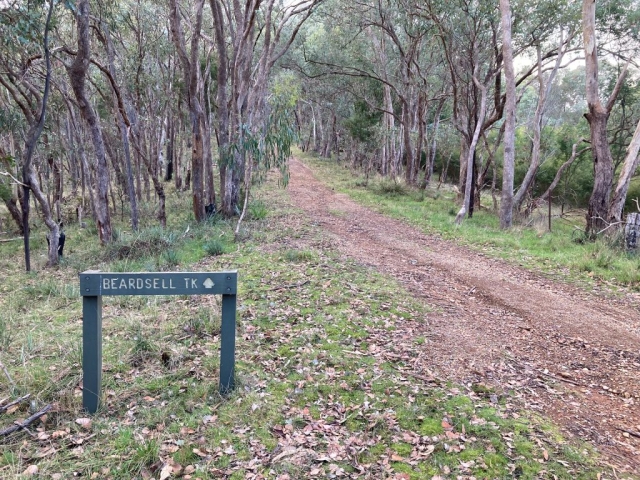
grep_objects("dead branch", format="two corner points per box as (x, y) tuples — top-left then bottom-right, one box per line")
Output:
(539, 371), (582, 387)
(0, 395), (30, 414)
(616, 427), (640, 439)
(0, 171), (28, 187)
(271, 280), (310, 291)
(0, 404), (52, 437)
(0, 361), (16, 390)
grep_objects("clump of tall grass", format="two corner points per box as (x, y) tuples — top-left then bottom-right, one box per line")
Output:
(105, 226), (181, 261)
(374, 180), (407, 197)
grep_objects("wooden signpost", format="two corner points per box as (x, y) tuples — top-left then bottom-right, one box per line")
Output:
(79, 271), (238, 414)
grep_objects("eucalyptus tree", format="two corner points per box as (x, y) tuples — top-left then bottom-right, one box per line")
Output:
(169, 0), (209, 222)
(498, 0), (515, 228)
(580, 0), (640, 233)
(0, 96), (24, 234)
(66, 0), (113, 244)
(423, 0), (501, 197)
(209, 0), (325, 218)
(0, 0), (63, 268)
(609, 81), (640, 223)
(298, 0), (446, 184)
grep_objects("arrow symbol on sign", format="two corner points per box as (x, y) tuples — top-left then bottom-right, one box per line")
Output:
(203, 278), (215, 289)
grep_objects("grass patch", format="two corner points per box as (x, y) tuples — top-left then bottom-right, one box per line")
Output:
(248, 199), (268, 220)
(203, 239), (226, 256)
(282, 248), (317, 262)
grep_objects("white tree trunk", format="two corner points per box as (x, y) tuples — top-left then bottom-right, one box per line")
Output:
(499, 0), (516, 229)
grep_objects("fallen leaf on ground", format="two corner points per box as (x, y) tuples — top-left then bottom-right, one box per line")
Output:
(75, 418), (92, 429)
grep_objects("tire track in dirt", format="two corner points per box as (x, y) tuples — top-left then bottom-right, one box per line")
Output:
(288, 157), (640, 471)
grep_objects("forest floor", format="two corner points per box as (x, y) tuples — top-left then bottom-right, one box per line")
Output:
(2, 157), (639, 479)
(288, 157), (640, 473)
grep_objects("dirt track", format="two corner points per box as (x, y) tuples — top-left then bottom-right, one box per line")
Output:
(288, 158), (640, 472)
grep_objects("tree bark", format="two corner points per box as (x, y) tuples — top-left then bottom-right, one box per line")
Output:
(455, 76), (488, 225)
(425, 97), (446, 187)
(20, 0), (59, 268)
(99, 22), (139, 231)
(499, 0), (516, 229)
(66, 0), (112, 243)
(169, 0), (207, 221)
(582, 0), (629, 234)
(608, 117), (640, 223)
(513, 35), (569, 213)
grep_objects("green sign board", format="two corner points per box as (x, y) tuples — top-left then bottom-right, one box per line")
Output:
(79, 271), (238, 414)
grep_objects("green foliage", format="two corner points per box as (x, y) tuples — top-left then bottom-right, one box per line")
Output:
(374, 180), (408, 197)
(0, 313), (13, 348)
(270, 72), (301, 109)
(225, 87), (298, 194)
(248, 199), (268, 220)
(203, 239), (226, 256)
(162, 249), (180, 267)
(0, 179), (12, 203)
(344, 99), (382, 143)
(283, 248), (316, 262)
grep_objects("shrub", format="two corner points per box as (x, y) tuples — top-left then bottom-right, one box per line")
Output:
(163, 249), (180, 266)
(204, 239), (225, 256)
(283, 249), (316, 262)
(105, 227), (179, 261)
(249, 200), (268, 220)
(375, 180), (407, 197)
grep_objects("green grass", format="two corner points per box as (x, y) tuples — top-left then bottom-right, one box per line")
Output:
(299, 150), (640, 290)
(0, 174), (632, 479)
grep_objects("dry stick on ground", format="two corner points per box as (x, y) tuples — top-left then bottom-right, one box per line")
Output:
(539, 370), (582, 387)
(270, 280), (310, 291)
(616, 427), (640, 439)
(0, 361), (16, 390)
(0, 395), (30, 415)
(0, 404), (52, 437)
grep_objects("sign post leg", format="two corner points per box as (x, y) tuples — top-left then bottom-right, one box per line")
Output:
(82, 295), (102, 413)
(219, 293), (236, 395)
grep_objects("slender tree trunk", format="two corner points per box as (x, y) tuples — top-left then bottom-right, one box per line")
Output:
(402, 100), (415, 184)
(582, 0), (629, 234)
(211, 0), (229, 210)
(20, 0), (58, 268)
(415, 94), (426, 185)
(455, 79), (488, 225)
(169, 0), (206, 221)
(608, 117), (640, 223)
(425, 97), (446, 187)
(6, 197), (23, 233)
(165, 112), (174, 182)
(499, 0), (516, 229)
(66, 0), (112, 243)
(514, 36), (568, 214)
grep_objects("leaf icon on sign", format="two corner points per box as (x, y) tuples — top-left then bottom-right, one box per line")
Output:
(203, 278), (215, 289)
